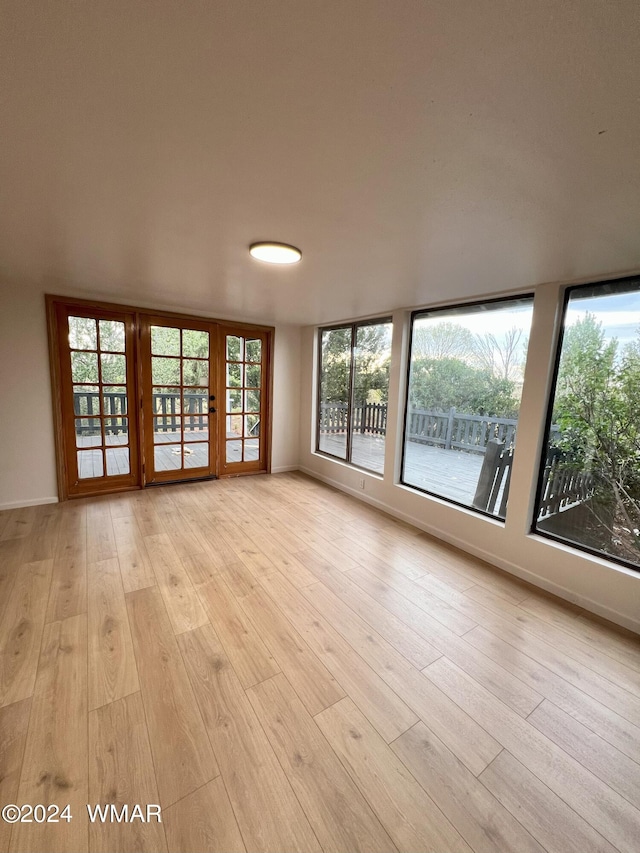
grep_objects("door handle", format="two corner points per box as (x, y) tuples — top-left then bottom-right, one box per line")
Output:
(209, 406), (217, 413)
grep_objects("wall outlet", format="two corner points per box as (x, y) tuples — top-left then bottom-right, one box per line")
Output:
(358, 477), (365, 489)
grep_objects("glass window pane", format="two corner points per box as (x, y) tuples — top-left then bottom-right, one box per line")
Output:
(184, 444), (208, 467)
(154, 444), (182, 471)
(227, 362), (242, 387)
(152, 387), (181, 415)
(152, 356), (180, 385)
(104, 417), (129, 445)
(69, 316), (97, 350)
(182, 329), (209, 358)
(535, 279), (640, 569)
(349, 322), (392, 475)
(77, 449), (103, 479)
(151, 326), (180, 356)
(153, 415), (181, 444)
(244, 438), (259, 461)
(227, 388), (242, 411)
(226, 439), (242, 463)
(73, 385), (100, 416)
(182, 390), (208, 435)
(100, 353), (126, 384)
(106, 447), (129, 476)
(99, 320), (125, 352)
(227, 336), (242, 361)
(226, 414), (242, 437)
(75, 418), (102, 448)
(102, 386), (127, 415)
(402, 298), (533, 518)
(244, 414), (260, 437)
(317, 327), (351, 460)
(71, 351), (98, 383)
(245, 339), (261, 362)
(183, 359), (208, 387)
(245, 363), (261, 388)
(244, 390), (260, 413)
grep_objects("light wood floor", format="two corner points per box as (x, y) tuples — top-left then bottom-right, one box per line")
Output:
(1, 472), (639, 853)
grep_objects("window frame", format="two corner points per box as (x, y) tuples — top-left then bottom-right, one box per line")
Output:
(399, 293), (534, 520)
(531, 274), (640, 574)
(315, 316), (392, 474)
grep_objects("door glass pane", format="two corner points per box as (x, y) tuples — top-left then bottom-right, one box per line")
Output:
(152, 387), (181, 413)
(151, 326), (180, 356)
(182, 329), (209, 358)
(227, 414), (242, 437)
(77, 449), (103, 478)
(100, 353), (126, 384)
(244, 439), (259, 461)
(245, 339), (261, 362)
(227, 388), (241, 411)
(227, 336), (242, 361)
(103, 386), (127, 415)
(349, 322), (392, 475)
(153, 416), (181, 443)
(244, 414), (259, 437)
(245, 364), (261, 388)
(73, 385), (100, 415)
(106, 447), (130, 475)
(245, 390), (260, 412)
(99, 320), (125, 352)
(318, 327), (351, 459)
(184, 443), (207, 467)
(402, 297), (533, 519)
(227, 362), (242, 387)
(104, 417), (128, 445)
(182, 390), (208, 436)
(226, 439), (242, 463)
(75, 418), (102, 448)
(152, 356), (180, 385)
(154, 444), (182, 471)
(183, 359), (208, 387)
(71, 351), (98, 383)
(69, 316), (97, 350)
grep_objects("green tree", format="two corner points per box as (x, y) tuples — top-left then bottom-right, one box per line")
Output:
(408, 357), (519, 416)
(552, 313), (640, 558)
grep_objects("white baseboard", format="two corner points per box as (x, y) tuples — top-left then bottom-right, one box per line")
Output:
(0, 496), (59, 511)
(299, 466), (640, 635)
(271, 465), (300, 474)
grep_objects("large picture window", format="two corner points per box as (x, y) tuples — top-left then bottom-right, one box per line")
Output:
(401, 297), (534, 518)
(534, 276), (640, 571)
(316, 319), (392, 474)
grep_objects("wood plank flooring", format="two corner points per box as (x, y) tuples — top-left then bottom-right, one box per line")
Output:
(0, 471), (639, 852)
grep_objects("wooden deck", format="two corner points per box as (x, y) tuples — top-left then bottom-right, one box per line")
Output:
(320, 433), (485, 504)
(0, 472), (639, 853)
(77, 430), (256, 478)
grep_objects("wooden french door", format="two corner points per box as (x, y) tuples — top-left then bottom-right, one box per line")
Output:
(219, 327), (271, 476)
(51, 302), (141, 497)
(140, 316), (218, 484)
(49, 297), (273, 498)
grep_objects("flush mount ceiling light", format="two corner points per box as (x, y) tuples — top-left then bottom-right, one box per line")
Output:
(249, 242), (302, 264)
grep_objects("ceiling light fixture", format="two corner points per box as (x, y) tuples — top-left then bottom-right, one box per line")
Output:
(249, 242), (302, 264)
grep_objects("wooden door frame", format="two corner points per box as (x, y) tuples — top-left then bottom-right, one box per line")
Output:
(217, 325), (273, 477)
(46, 294), (275, 500)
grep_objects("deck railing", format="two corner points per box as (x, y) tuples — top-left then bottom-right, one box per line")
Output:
(73, 390), (208, 435)
(319, 403), (516, 454)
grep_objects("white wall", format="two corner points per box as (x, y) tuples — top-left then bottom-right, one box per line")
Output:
(0, 279), (301, 508)
(298, 282), (640, 633)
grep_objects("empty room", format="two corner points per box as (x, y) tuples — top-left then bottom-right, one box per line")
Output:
(1, 2), (640, 853)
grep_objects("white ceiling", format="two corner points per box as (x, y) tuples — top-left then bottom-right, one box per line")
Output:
(2, 1), (640, 326)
